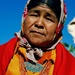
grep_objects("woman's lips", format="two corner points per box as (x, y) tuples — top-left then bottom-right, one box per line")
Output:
(30, 31), (45, 35)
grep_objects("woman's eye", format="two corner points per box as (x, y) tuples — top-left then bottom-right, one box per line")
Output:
(46, 18), (54, 22)
(30, 14), (38, 17)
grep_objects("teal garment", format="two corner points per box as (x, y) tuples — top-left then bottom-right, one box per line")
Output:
(25, 62), (43, 72)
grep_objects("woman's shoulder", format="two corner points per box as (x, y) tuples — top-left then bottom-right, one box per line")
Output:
(0, 37), (18, 47)
(56, 42), (75, 58)
(0, 37), (18, 55)
(0, 37), (18, 74)
(0, 37), (18, 58)
(56, 42), (68, 51)
(54, 43), (75, 75)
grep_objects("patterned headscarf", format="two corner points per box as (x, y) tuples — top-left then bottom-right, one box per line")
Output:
(15, 0), (67, 62)
(19, 0), (67, 50)
(21, 0), (67, 37)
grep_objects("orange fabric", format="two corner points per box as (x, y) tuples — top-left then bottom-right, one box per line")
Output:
(38, 49), (56, 64)
(6, 54), (20, 75)
(6, 41), (56, 75)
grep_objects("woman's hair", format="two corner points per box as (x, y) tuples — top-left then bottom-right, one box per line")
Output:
(27, 0), (61, 21)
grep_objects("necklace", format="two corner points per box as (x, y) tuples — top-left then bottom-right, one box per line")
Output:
(25, 61), (43, 72)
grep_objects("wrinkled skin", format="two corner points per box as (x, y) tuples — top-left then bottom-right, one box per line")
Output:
(24, 4), (58, 48)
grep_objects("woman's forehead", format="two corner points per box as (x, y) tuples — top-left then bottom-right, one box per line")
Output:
(28, 5), (57, 20)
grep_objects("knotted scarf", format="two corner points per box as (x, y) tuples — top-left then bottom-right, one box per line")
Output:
(15, 0), (67, 62)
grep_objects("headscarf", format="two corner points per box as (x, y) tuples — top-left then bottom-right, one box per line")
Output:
(20, 0), (67, 49)
(21, 0), (67, 37)
(15, 0), (67, 62)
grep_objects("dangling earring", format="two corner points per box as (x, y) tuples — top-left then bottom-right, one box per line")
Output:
(21, 20), (25, 34)
(21, 23), (24, 33)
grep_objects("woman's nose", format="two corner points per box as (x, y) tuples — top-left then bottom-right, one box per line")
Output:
(35, 17), (44, 29)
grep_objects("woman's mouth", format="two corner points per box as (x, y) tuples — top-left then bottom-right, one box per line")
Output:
(30, 31), (45, 35)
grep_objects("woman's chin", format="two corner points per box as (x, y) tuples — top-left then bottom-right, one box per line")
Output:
(28, 38), (50, 48)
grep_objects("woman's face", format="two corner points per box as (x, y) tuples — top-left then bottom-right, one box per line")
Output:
(24, 4), (58, 47)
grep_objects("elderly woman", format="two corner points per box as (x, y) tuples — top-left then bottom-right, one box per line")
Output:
(0, 0), (75, 75)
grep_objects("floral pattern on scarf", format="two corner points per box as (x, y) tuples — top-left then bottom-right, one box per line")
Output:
(21, 0), (67, 37)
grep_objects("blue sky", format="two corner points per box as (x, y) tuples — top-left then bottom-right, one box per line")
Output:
(0, 0), (75, 48)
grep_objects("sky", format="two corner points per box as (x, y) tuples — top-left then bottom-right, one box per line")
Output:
(0, 0), (75, 50)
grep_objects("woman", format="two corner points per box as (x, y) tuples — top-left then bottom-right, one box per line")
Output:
(0, 0), (75, 75)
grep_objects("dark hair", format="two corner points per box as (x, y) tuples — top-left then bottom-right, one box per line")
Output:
(27, 0), (61, 21)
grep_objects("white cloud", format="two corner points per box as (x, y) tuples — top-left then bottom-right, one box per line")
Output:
(67, 17), (75, 44)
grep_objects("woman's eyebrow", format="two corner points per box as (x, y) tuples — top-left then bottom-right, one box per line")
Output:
(46, 12), (56, 20)
(29, 10), (56, 19)
(29, 10), (40, 13)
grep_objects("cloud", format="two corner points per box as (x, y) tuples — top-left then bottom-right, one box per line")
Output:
(67, 17), (75, 44)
